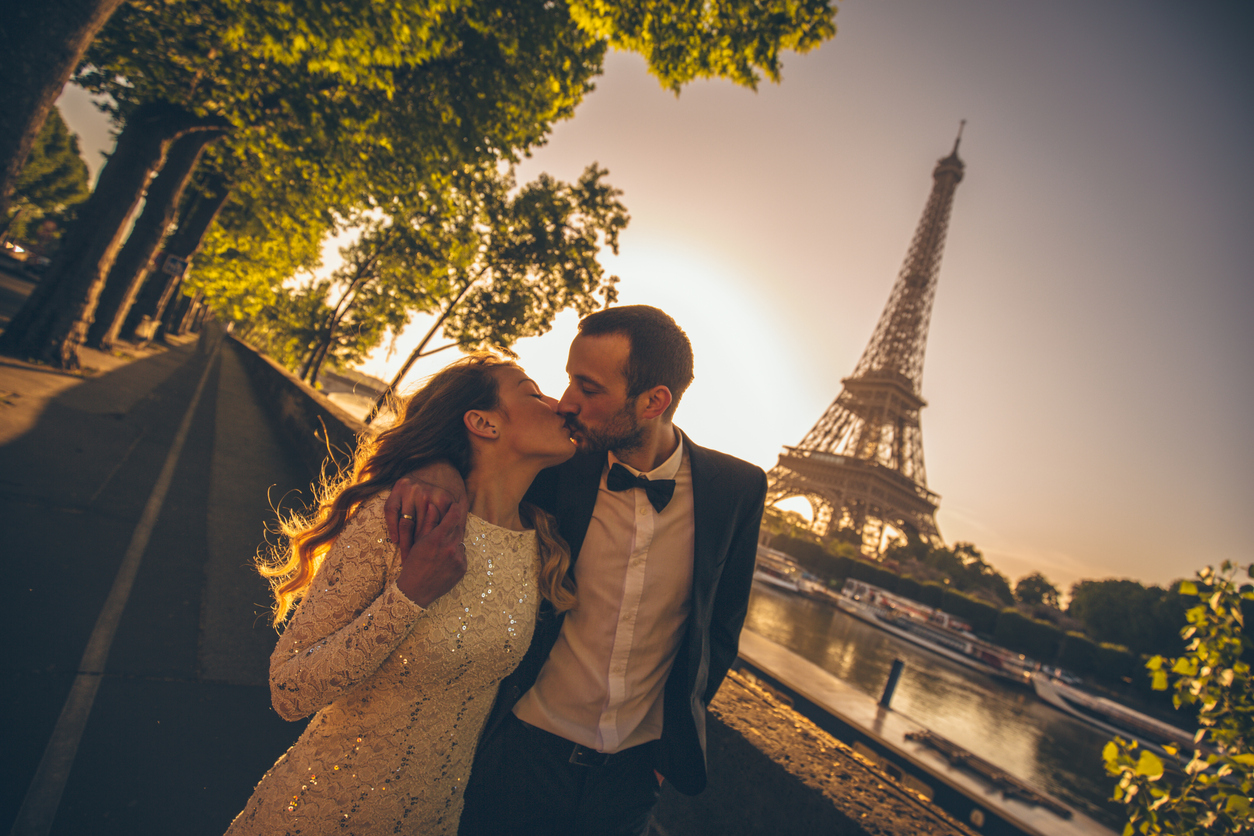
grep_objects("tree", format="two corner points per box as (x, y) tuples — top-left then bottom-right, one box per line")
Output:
(293, 207), (452, 385)
(1015, 572), (1061, 609)
(888, 540), (1014, 605)
(0, 0), (125, 222)
(6, 0), (610, 368)
(0, 102), (230, 368)
(3, 0), (836, 367)
(567, 0), (836, 90)
(2, 107), (91, 246)
(184, 173), (341, 326)
(1103, 562), (1254, 835)
(120, 170), (233, 341)
(359, 162), (629, 420)
(1069, 579), (1189, 657)
(87, 129), (226, 348)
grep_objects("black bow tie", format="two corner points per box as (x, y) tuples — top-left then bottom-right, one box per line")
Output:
(607, 463), (676, 512)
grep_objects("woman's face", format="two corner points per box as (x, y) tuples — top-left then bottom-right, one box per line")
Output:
(485, 365), (576, 466)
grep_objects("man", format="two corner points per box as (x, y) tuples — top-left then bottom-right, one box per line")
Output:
(386, 305), (766, 835)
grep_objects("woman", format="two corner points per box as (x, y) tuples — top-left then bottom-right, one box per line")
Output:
(226, 353), (576, 835)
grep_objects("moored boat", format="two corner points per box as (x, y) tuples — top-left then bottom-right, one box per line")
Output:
(1031, 673), (1200, 754)
(837, 579), (1035, 686)
(754, 544), (803, 592)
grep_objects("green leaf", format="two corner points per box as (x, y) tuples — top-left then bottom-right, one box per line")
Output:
(1135, 751), (1165, 779)
(1152, 670), (1168, 691)
(1179, 580), (1198, 595)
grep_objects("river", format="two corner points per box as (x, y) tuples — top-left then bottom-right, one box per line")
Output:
(744, 582), (1125, 831)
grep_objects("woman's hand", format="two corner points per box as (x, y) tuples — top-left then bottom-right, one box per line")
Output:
(395, 500), (468, 608)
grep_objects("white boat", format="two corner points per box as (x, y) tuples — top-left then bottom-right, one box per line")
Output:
(837, 580), (1035, 686)
(872, 608), (1033, 685)
(753, 544), (802, 592)
(1031, 673), (1200, 754)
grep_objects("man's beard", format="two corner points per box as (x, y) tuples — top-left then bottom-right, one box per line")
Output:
(566, 407), (645, 454)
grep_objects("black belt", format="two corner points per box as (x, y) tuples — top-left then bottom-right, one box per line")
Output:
(513, 715), (616, 768)
(568, 743), (612, 768)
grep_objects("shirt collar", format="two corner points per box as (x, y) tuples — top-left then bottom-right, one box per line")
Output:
(607, 429), (685, 481)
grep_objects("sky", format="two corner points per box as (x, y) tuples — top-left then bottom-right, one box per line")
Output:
(58, 1), (1254, 595)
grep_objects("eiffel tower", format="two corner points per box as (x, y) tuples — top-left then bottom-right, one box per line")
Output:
(767, 128), (966, 555)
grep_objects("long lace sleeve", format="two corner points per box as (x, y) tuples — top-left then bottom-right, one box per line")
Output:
(269, 494), (425, 721)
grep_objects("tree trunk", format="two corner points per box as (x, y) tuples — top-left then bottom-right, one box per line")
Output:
(190, 299), (208, 332)
(0, 101), (228, 368)
(87, 130), (223, 349)
(302, 270), (374, 383)
(365, 275), (481, 423)
(123, 174), (230, 342)
(304, 338), (332, 385)
(0, 0), (126, 221)
(174, 290), (204, 335)
(161, 282), (190, 335)
(305, 283), (365, 385)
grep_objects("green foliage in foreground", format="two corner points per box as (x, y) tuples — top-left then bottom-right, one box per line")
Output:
(1104, 562), (1254, 835)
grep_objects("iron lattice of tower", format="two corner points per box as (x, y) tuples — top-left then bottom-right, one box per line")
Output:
(766, 131), (966, 555)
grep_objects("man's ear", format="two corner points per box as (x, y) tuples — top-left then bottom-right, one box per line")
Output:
(637, 386), (673, 421)
(464, 410), (498, 439)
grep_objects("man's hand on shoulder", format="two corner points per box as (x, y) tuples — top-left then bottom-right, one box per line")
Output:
(384, 462), (469, 553)
(395, 500), (468, 607)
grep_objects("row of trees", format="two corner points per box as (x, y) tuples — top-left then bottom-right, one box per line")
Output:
(763, 509), (1019, 607)
(0, 0), (838, 375)
(762, 509), (1201, 665)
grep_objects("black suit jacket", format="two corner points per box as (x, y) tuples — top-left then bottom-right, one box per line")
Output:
(480, 434), (768, 796)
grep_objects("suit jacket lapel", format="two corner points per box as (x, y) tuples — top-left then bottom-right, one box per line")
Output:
(685, 436), (718, 612)
(682, 434), (726, 687)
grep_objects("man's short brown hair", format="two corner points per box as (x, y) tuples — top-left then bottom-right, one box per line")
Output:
(577, 305), (694, 419)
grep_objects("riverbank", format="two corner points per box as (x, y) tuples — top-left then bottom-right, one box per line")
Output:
(656, 668), (978, 835)
(744, 582), (1126, 831)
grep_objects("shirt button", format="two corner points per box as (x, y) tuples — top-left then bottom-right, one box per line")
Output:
(639, 507), (649, 516)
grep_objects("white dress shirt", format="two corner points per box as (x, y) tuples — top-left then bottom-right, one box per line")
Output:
(513, 437), (695, 752)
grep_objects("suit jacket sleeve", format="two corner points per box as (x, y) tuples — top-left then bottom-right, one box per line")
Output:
(703, 467), (768, 704)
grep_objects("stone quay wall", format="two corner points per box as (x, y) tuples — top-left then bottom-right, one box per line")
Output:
(228, 336), (366, 480)
(228, 335), (972, 836)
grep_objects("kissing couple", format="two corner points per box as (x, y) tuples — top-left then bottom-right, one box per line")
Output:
(226, 305), (767, 835)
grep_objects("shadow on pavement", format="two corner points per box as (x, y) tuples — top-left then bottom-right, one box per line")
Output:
(1, 332), (314, 835)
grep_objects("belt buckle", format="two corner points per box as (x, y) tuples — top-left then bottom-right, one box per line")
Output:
(569, 745), (609, 767)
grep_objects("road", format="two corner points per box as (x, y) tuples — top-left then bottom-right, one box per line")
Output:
(1, 318), (318, 835)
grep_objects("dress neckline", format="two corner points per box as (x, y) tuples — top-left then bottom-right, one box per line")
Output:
(466, 511), (536, 537)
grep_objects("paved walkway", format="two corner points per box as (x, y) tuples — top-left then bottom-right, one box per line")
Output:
(1, 314), (317, 834)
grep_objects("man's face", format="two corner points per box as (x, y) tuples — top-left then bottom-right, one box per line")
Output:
(557, 333), (645, 454)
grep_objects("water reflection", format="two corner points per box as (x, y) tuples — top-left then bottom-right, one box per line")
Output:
(744, 584), (1124, 829)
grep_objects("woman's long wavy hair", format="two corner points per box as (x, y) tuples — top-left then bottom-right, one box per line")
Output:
(260, 352), (576, 627)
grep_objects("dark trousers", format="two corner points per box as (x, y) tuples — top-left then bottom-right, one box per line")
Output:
(458, 713), (662, 836)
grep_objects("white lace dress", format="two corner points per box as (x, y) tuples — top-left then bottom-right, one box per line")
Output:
(226, 495), (539, 836)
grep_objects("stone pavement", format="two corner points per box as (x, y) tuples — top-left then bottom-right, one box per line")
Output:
(1, 319), (318, 835)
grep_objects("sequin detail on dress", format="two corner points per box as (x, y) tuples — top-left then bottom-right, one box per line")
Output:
(225, 496), (538, 835)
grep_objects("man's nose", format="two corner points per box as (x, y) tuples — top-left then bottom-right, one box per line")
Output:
(555, 387), (578, 415)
